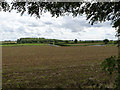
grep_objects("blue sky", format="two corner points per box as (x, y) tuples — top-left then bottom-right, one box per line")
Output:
(0, 10), (117, 41)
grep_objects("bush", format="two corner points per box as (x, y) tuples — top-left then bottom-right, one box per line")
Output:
(103, 39), (109, 44)
(55, 43), (67, 46)
(101, 56), (120, 89)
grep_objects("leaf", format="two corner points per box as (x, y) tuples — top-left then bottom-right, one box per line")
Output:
(101, 56), (117, 75)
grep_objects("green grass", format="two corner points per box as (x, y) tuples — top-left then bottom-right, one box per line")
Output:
(1, 43), (48, 46)
(56, 43), (117, 47)
(0, 42), (117, 47)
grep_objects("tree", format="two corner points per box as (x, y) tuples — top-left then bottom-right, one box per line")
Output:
(1, 1), (120, 88)
(91, 40), (94, 43)
(103, 39), (109, 44)
(0, 2), (120, 54)
(65, 40), (69, 44)
(74, 39), (78, 44)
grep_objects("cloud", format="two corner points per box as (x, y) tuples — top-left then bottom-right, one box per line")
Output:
(0, 11), (117, 41)
(43, 22), (53, 25)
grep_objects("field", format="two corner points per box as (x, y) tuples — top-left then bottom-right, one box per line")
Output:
(2, 45), (117, 88)
(0, 43), (48, 46)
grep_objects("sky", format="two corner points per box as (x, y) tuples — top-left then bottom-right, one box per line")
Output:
(0, 10), (117, 41)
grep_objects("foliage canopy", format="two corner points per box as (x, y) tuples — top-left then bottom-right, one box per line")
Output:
(0, 1), (120, 32)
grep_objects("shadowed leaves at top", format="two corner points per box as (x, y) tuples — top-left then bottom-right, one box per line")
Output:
(0, 1), (120, 32)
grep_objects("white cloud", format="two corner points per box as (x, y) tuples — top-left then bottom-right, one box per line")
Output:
(0, 11), (117, 41)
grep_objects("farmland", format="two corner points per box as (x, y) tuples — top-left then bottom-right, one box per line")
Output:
(2, 45), (117, 88)
(1, 43), (48, 47)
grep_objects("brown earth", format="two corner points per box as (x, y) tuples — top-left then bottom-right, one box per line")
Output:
(2, 46), (117, 88)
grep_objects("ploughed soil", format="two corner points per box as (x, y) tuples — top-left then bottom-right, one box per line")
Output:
(2, 46), (117, 88)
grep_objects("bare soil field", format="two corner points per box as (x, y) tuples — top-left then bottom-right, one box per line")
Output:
(2, 46), (117, 88)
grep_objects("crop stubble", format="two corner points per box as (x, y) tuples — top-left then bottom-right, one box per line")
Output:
(2, 46), (117, 88)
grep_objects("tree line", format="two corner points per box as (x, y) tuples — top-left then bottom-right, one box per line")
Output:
(16, 38), (117, 44)
(17, 38), (63, 44)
